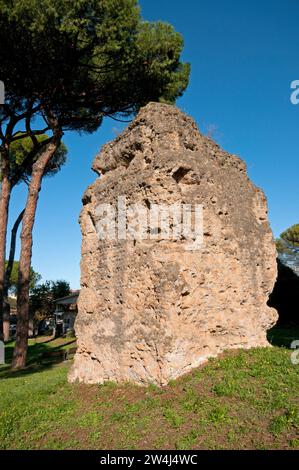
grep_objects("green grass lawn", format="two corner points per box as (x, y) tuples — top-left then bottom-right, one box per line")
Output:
(0, 328), (298, 450)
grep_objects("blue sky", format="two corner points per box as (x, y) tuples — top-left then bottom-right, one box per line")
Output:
(8, 0), (299, 288)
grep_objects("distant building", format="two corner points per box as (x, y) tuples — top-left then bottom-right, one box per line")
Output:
(53, 290), (79, 336)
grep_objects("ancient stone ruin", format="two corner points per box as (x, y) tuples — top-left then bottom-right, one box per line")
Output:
(69, 102), (278, 386)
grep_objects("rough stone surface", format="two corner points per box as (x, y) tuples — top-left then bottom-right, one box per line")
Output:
(69, 102), (278, 386)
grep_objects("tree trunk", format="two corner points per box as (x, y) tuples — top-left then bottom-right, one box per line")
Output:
(0, 150), (12, 341)
(12, 141), (59, 369)
(4, 209), (25, 297)
(2, 209), (25, 342)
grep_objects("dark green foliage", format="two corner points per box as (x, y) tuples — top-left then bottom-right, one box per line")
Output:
(276, 223), (299, 254)
(8, 134), (67, 185)
(281, 224), (299, 248)
(0, 0), (190, 133)
(276, 238), (292, 255)
(5, 261), (41, 295)
(30, 280), (71, 319)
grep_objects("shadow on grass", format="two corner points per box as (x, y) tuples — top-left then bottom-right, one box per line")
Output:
(0, 338), (76, 380)
(0, 360), (60, 380)
(267, 326), (299, 348)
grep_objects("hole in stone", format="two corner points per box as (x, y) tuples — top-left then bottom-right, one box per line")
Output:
(144, 199), (151, 209)
(184, 141), (196, 151)
(181, 290), (190, 297)
(135, 141), (143, 151)
(172, 167), (191, 183)
(82, 194), (92, 205)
